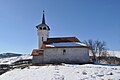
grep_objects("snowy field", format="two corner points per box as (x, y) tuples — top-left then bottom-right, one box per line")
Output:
(0, 64), (120, 80)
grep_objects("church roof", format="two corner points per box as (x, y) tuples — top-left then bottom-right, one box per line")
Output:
(44, 37), (80, 44)
(31, 49), (44, 56)
(42, 37), (89, 48)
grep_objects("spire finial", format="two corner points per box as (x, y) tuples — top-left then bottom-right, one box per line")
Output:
(42, 10), (45, 24)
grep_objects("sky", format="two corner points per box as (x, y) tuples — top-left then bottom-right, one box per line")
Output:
(0, 0), (120, 54)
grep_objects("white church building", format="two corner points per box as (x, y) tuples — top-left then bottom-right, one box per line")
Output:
(31, 11), (90, 64)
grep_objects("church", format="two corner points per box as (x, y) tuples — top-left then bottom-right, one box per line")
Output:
(31, 11), (90, 64)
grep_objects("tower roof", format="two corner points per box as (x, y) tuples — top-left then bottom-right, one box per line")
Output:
(42, 10), (45, 24)
(36, 11), (50, 30)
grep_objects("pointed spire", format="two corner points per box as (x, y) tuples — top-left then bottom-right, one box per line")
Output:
(42, 10), (45, 24)
(36, 10), (50, 30)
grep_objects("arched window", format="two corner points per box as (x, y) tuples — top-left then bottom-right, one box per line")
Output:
(39, 27), (42, 30)
(63, 49), (66, 55)
(43, 27), (47, 30)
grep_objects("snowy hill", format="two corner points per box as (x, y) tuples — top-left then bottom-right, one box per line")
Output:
(0, 53), (22, 58)
(0, 64), (120, 80)
(0, 53), (32, 65)
(107, 51), (120, 58)
(0, 53), (32, 75)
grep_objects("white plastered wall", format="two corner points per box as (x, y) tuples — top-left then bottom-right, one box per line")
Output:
(43, 47), (89, 64)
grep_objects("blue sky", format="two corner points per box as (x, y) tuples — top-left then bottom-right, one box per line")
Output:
(0, 0), (120, 54)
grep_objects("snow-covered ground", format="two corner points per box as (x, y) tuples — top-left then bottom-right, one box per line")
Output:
(0, 64), (120, 80)
(0, 54), (32, 65)
(0, 51), (120, 80)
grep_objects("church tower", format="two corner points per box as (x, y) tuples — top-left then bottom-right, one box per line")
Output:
(36, 11), (50, 49)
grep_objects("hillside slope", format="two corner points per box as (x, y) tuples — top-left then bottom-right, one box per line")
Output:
(0, 64), (120, 80)
(0, 54), (32, 65)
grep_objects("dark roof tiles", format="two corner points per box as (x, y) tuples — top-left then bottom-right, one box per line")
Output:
(44, 37), (80, 44)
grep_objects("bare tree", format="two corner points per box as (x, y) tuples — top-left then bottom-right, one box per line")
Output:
(84, 39), (96, 62)
(84, 39), (107, 63)
(95, 40), (106, 62)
